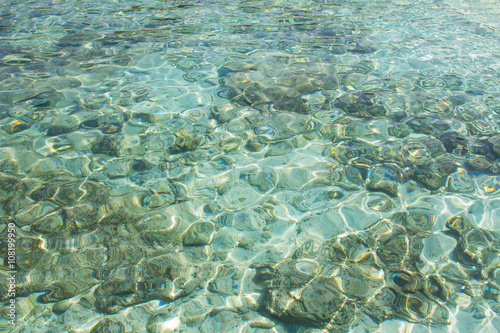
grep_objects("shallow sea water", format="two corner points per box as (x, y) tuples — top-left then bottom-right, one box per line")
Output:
(0, 0), (500, 332)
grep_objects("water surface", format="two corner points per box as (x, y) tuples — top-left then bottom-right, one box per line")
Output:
(1, 0), (500, 332)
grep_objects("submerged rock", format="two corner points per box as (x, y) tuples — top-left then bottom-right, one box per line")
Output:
(90, 320), (125, 333)
(183, 222), (215, 246)
(445, 215), (500, 277)
(171, 129), (204, 151)
(216, 58), (339, 114)
(93, 252), (199, 314)
(255, 215), (458, 330)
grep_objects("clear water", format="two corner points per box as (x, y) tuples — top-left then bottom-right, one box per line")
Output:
(0, 0), (500, 332)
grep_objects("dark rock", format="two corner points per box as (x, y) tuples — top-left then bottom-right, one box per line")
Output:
(90, 319), (125, 333)
(92, 136), (120, 156)
(411, 169), (445, 190)
(348, 46), (376, 54)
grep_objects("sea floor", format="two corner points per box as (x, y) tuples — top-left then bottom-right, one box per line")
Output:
(1, 0), (500, 332)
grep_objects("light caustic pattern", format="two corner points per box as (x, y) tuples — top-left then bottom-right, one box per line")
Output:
(0, 0), (500, 332)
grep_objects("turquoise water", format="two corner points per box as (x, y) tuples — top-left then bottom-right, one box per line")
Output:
(0, 0), (500, 332)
